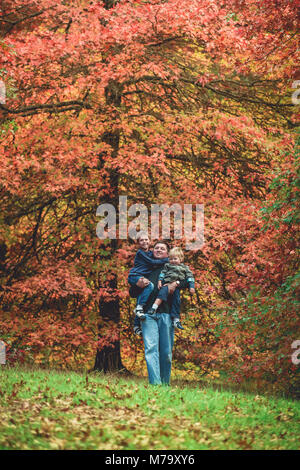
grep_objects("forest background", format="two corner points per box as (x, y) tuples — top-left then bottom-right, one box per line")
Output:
(0, 0), (299, 397)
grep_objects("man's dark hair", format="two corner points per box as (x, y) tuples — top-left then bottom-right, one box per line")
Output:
(153, 240), (171, 251)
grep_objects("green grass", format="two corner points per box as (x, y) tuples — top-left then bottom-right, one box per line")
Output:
(0, 366), (299, 450)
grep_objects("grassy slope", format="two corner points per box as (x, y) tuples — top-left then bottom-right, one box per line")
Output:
(0, 366), (299, 450)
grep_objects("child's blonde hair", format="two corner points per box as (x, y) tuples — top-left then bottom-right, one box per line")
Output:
(169, 247), (184, 261)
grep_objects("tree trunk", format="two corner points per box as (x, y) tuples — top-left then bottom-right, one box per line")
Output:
(93, 80), (125, 373)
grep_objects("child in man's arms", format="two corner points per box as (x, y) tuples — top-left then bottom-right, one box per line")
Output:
(128, 232), (168, 325)
(146, 247), (195, 330)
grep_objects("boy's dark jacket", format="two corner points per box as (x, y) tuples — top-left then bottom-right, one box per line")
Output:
(128, 249), (168, 277)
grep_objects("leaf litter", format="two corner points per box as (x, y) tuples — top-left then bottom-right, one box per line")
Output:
(0, 370), (299, 450)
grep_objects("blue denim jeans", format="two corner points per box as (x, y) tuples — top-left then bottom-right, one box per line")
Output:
(157, 285), (181, 319)
(141, 312), (174, 385)
(128, 274), (154, 306)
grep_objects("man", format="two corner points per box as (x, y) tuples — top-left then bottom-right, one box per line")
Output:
(130, 240), (181, 385)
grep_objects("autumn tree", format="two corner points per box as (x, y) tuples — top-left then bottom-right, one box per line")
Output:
(0, 0), (298, 373)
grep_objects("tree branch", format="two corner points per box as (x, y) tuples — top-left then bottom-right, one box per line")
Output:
(0, 100), (92, 117)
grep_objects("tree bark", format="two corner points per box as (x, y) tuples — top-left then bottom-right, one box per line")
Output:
(93, 79), (125, 372)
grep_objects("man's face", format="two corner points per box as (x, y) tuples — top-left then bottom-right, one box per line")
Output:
(138, 235), (150, 251)
(153, 243), (168, 259)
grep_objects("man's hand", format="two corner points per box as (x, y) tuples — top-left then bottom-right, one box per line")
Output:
(167, 281), (178, 294)
(136, 277), (150, 288)
(158, 280), (162, 289)
(189, 287), (195, 295)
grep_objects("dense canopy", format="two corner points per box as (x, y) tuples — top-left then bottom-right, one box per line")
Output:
(0, 0), (299, 394)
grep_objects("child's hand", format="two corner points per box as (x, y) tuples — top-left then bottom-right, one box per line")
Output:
(189, 287), (195, 295)
(158, 280), (162, 289)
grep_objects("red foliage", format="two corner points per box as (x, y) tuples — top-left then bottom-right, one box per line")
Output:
(0, 1), (298, 386)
